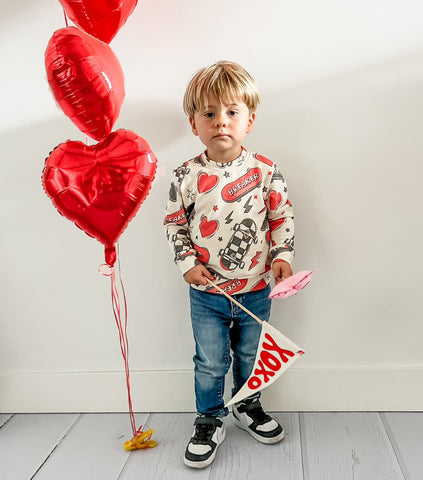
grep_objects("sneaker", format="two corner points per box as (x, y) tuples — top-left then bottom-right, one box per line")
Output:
(184, 416), (226, 468)
(232, 398), (285, 444)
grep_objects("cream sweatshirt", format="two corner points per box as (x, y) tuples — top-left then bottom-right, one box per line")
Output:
(164, 148), (294, 295)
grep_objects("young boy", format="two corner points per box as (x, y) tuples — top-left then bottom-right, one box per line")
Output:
(164, 61), (295, 468)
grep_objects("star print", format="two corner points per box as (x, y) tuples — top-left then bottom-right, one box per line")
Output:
(187, 189), (194, 200)
(284, 186), (288, 193)
(218, 237), (223, 242)
(285, 228), (290, 232)
(213, 205), (218, 212)
(224, 171), (230, 178)
(254, 195), (258, 199)
(263, 187), (268, 193)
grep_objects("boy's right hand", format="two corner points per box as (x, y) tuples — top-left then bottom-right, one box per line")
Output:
(183, 265), (215, 286)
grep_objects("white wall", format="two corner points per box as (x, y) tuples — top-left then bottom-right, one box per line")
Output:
(1, 0), (423, 413)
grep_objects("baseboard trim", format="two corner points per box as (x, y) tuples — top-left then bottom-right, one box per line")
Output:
(1, 367), (423, 413)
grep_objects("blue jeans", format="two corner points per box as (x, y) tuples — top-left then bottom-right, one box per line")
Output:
(189, 285), (271, 417)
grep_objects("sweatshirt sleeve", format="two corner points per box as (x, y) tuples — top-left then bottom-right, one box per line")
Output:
(265, 164), (295, 266)
(163, 167), (199, 276)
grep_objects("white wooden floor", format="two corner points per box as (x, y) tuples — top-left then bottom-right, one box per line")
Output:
(1, 411), (422, 480)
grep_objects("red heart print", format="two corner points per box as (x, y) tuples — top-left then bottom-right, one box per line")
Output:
(269, 191), (282, 211)
(42, 129), (157, 266)
(193, 243), (210, 263)
(198, 172), (219, 194)
(45, 27), (125, 141)
(199, 216), (219, 238)
(58, 0), (138, 44)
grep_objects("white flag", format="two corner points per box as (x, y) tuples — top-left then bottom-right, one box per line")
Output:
(226, 322), (304, 407)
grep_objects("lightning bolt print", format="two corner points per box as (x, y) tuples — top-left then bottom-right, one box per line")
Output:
(243, 196), (253, 213)
(249, 251), (262, 271)
(225, 211), (234, 224)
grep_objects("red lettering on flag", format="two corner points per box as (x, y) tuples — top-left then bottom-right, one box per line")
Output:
(248, 332), (296, 389)
(261, 351), (282, 371)
(248, 376), (262, 389)
(254, 359), (276, 383)
(262, 333), (295, 363)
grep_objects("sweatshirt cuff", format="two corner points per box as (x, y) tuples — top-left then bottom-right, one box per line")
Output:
(272, 251), (294, 267)
(178, 254), (200, 277)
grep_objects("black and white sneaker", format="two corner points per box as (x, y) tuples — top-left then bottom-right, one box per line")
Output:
(232, 398), (284, 444)
(184, 416), (226, 468)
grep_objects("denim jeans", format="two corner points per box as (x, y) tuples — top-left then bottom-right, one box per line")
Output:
(189, 285), (271, 417)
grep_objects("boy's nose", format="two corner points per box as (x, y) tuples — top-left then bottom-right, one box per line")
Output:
(215, 115), (227, 127)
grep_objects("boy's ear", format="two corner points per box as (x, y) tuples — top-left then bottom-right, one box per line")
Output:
(246, 112), (256, 133)
(189, 117), (199, 136)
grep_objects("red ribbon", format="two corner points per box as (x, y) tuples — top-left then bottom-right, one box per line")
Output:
(99, 261), (142, 437)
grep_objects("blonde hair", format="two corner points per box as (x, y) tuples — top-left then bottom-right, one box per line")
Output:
(183, 61), (260, 118)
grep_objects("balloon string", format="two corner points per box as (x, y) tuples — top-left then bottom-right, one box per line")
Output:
(109, 265), (142, 438)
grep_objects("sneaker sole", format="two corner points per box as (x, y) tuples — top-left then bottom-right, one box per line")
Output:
(183, 428), (226, 469)
(233, 417), (285, 444)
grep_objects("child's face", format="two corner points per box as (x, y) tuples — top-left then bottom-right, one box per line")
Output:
(189, 95), (255, 162)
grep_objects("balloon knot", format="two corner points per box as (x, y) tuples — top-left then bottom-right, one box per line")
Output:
(99, 264), (113, 276)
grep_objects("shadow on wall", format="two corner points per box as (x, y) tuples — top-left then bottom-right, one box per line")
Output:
(0, 0), (52, 24)
(0, 97), (185, 260)
(1, 96), (186, 150)
(1, 49), (423, 375)
(252, 50), (423, 351)
(117, 99), (189, 151)
(0, 97), (186, 370)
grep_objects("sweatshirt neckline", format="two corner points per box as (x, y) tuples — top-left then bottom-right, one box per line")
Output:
(201, 147), (248, 169)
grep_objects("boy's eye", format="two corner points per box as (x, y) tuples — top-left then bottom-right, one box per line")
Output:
(205, 112), (214, 118)
(228, 110), (238, 116)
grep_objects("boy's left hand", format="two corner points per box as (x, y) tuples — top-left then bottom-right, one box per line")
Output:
(272, 260), (293, 284)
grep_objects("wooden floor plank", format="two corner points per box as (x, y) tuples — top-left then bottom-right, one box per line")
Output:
(2, 411), (420, 480)
(382, 412), (423, 480)
(0, 414), (13, 429)
(210, 412), (304, 480)
(120, 412), (303, 480)
(0, 413), (79, 480)
(33, 413), (150, 480)
(119, 413), (211, 480)
(301, 412), (405, 480)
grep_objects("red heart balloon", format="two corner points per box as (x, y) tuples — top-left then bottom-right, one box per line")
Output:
(45, 27), (125, 141)
(58, 0), (138, 44)
(42, 129), (157, 266)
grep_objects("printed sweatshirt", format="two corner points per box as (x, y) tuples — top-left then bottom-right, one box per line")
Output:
(164, 148), (295, 295)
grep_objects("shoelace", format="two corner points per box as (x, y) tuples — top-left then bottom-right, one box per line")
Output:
(192, 423), (215, 443)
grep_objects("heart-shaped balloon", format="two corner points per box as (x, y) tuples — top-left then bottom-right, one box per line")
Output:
(45, 27), (125, 141)
(58, 0), (138, 44)
(42, 129), (157, 266)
